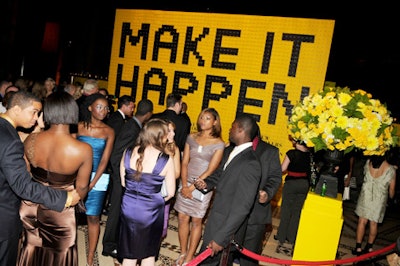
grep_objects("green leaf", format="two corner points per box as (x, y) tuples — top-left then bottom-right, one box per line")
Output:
(332, 127), (349, 141)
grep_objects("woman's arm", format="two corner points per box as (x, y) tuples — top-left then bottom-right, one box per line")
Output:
(164, 157), (176, 201)
(90, 127), (115, 189)
(165, 141), (181, 178)
(389, 169), (396, 199)
(75, 145), (93, 200)
(281, 154), (290, 174)
(179, 142), (191, 198)
(120, 149), (127, 187)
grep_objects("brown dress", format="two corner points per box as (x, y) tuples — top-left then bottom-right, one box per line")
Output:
(18, 166), (78, 266)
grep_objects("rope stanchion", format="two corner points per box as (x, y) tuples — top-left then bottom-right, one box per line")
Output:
(232, 240), (396, 265)
(186, 241), (396, 266)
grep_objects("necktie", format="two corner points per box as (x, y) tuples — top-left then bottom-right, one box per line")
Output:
(224, 147), (237, 170)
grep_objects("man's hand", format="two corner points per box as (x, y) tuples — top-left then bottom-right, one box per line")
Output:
(258, 190), (268, 204)
(69, 189), (81, 206)
(207, 240), (223, 256)
(194, 178), (207, 190)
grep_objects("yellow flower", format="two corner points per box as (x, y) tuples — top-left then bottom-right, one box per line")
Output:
(288, 86), (399, 155)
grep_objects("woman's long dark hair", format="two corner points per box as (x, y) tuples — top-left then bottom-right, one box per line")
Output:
(133, 118), (169, 180)
(79, 93), (107, 128)
(370, 155), (385, 168)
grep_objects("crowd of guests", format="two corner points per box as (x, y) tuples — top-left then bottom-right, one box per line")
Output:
(0, 76), (398, 266)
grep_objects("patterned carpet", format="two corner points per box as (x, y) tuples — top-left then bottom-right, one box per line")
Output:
(77, 192), (400, 266)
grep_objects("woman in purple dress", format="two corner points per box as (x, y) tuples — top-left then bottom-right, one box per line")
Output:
(118, 118), (176, 266)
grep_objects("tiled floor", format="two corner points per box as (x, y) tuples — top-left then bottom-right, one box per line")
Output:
(77, 191), (400, 265)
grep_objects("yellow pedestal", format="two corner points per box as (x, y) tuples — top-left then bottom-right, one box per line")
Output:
(292, 191), (343, 263)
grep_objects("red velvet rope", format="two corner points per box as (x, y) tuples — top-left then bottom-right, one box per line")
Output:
(187, 248), (212, 266)
(187, 241), (396, 266)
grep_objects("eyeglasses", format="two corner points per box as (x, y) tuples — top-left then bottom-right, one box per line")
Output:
(95, 104), (110, 111)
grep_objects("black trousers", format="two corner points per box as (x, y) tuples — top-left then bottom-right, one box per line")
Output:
(102, 172), (123, 253)
(0, 236), (20, 266)
(238, 224), (267, 266)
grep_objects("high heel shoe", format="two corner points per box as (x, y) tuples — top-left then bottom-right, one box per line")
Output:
(351, 248), (362, 256)
(352, 242), (362, 256)
(175, 253), (186, 266)
(363, 243), (373, 254)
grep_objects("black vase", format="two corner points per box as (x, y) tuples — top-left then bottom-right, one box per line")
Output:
(315, 149), (344, 198)
(322, 149), (344, 176)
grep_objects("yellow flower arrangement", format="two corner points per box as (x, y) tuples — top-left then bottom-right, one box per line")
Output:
(288, 86), (398, 156)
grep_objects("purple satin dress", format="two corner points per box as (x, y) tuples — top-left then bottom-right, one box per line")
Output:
(118, 148), (169, 260)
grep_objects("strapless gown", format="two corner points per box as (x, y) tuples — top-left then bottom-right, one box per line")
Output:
(77, 135), (110, 216)
(118, 148), (169, 260)
(18, 166), (78, 266)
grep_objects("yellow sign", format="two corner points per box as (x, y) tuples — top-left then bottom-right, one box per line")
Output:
(108, 9), (335, 157)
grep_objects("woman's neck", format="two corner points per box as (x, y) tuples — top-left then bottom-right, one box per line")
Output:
(48, 124), (70, 134)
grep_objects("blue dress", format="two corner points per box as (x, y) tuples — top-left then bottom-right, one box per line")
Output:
(77, 135), (109, 216)
(118, 148), (169, 260)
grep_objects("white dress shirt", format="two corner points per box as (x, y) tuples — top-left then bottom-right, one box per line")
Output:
(223, 142), (252, 170)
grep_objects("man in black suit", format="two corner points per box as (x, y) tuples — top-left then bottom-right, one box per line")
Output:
(180, 101), (191, 132)
(0, 91), (80, 266)
(195, 114), (262, 266)
(151, 93), (190, 152)
(102, 99), (153, 259)
(102, 95), (134, 216)
(236, 126), (282, 266)
(106, 95), (134, 138)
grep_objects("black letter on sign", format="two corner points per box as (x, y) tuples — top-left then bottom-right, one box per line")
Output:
(237, 80), (266, 122)
(142, 68), (168, 105)
(152, 25), (179, 63)
(212, 29), (240, 70)
(114, 64), (139, 101)
(182, 27), (210, 66)
(282, 33), (315, 77)
(202, 75), (232, 109)
(119, 23), (150, 60)
(261, 32), (275, 74)
(268, 83), (310, 124)
(172, 71), (199, 96)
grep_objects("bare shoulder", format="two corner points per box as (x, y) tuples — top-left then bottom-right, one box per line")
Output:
(24, 132), (39, 144)
(71, 137), (93, 155)
(212, 137), (224, 144)
(104, 123), (115, 136)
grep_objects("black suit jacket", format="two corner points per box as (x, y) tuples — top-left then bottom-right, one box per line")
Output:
(152, 109), (190, 152)
(106, 110), (125, 138)
(0, 117), (66, 241)
(109, 117), (141, 172)
(102, 117), (142, 252)
(248, 139), (282, 225)
(202, 145), (261, 248)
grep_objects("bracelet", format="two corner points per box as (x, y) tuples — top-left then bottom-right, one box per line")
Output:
(65, 191), (73, 208)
